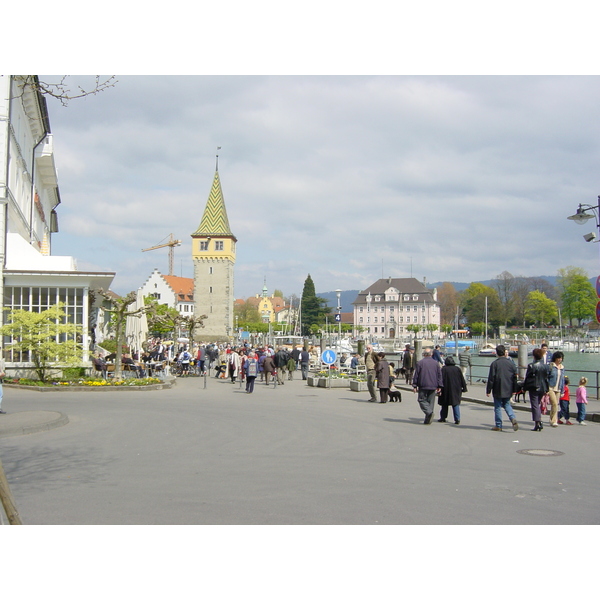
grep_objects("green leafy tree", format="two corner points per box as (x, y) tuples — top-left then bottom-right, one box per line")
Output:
(557, 266), (596, 326)
(0, 303), (82, 382)
(524, 291), (558, 326)
(144, 297), (181, 337)
(460, 283), (503, 327)
(234, 300), (260, 323)
(300, 274), (331, 335)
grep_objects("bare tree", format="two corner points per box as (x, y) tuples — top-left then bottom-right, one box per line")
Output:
(14, 75), (118, 107)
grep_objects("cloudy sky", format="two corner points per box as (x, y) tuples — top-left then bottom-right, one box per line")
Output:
(43, 74), (600, 299)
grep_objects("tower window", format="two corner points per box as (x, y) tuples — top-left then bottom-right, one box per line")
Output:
(200, 241), (209, 251)
(209, 267), (213, 274)
(215, 241), (224, 251)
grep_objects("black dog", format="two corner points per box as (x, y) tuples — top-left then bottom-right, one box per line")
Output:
(388, 389), (402, 402)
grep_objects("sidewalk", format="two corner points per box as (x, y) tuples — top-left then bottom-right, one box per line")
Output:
(399, 381), (600, 423)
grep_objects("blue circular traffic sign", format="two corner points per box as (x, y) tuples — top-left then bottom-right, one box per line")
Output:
(321, 349), (337, 365)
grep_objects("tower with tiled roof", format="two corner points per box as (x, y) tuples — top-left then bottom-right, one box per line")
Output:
(191, 155), (237, 339)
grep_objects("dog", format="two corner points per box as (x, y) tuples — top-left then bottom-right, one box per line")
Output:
(388, 388), (402, 402)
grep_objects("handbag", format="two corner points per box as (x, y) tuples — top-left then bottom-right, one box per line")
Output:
(540, 393), (549, 415)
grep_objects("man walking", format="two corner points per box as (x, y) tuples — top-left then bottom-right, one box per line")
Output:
(459, 346), (472, 381)
(274, 346), (289, 385)
(412, 349), (443, 424)
(365, 344), (379, 403)
(300, 347), (310, 380)
(486, 345), (519, 432)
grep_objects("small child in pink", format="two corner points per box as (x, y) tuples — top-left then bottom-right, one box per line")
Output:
(576, 377), (588, 425)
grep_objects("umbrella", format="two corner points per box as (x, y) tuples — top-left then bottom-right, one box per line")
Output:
(125, 289), (149, 357)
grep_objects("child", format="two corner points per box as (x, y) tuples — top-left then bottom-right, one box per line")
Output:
(576, 377), (588, 425)
(558, 376), (572, 425)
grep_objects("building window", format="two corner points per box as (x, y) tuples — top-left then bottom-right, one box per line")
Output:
(413, 305), (418, 311)
(3, 286), (84, 362)
(359, 306), (363, 313)
(413, 316), (418, 323)
(209, 287), (213, 293)
(389, 306), (394, 312)
(374, 327), (378, 333)
(399, 317), (403, 323)
(215, 241), (224, 251)
(359, 317), (363, 323)
(209, 267), (213, 274)
(390, 316), (394, 323)
(413, 295), (418, 301)
(374, 317), (378, 323)
(200, 241), (209, 251)
(404, 295), (410, 301)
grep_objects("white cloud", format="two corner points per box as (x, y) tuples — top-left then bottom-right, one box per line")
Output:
(46, 75), (600, 298)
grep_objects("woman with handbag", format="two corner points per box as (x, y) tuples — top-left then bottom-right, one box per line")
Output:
(523, 348), (551, 431)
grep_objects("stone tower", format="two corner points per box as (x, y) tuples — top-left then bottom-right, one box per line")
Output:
(191, 158), (236, 340)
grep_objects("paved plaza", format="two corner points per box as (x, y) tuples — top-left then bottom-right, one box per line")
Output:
(1, 374), (599, 525)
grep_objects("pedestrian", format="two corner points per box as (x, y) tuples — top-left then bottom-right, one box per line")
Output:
(459, 347), (472, 381)
(485, 344), (519, 432)
(402, 345), (415, 385)
(558, 376), (572, 425)
(375, 352), (391, 403)
(365, 344), (380, 403)
(412, 349), (443, 424)
(523, 348), (550, 432)
(287, 354), (296, 380)
(263, 353), (275, 385)
(244, 351), (259, 393)
(0, 356), (5, 414)
(228, 348), (241, 383)
(432, 345), (444, 366)
(300, 347), (310, 380)
(439, 356), (467, 425)
(547, 351), (565, 428)
(274, 346), (289, 385)
(576, 376), (588, 425)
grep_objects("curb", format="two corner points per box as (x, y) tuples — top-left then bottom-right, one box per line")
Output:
(0, 411), (69, 438)
(3, 382), (173, 393)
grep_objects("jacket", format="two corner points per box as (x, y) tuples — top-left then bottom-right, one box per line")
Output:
(486, 356), (517, 398)
(412, 356), (443, 390)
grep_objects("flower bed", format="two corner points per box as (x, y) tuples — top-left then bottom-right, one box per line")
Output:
(5, 377), (164, 388)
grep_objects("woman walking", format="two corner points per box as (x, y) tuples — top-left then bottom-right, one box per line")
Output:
(524, 348), (550, 431)
(438, 356), (467, 425)
(547, 351), (565, 427)
(375, 352), (391, 404)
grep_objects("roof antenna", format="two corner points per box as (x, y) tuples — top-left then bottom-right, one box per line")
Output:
(216, 146), (221, 171)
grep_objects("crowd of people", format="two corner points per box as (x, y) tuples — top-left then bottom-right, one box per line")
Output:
(363, 341), (590, 431)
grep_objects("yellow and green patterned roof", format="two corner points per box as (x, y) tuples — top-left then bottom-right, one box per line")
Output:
(192, 169), (234, 237)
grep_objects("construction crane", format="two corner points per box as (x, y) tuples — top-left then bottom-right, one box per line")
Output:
(142, 233), (182, 276)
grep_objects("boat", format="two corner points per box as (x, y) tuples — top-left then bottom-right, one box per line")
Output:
(478, 344), (496, 357)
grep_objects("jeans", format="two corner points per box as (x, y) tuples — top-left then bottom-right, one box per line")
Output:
(440, 404), (460, 422)
(417, 389), (437, 416)
(245, 376), (256, 393)
(493, 396), (516, 428)
(559, 400), (570, 421)
(301, 362), (309, 380)
(576, 403), (586, 422)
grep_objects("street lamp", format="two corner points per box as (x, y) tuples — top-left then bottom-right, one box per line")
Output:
(335, 289), (342, 342)
(568, 197), (600, 326)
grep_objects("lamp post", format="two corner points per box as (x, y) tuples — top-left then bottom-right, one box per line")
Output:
(567, 197), (600, 325)
(335, 289), (342, 341)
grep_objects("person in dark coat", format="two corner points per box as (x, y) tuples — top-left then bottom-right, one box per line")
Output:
(375, 352), (391, 403)
(438, 356), (467, 424)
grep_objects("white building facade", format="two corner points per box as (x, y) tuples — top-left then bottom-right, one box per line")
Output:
(0, 76), (115, 368)
(352, 277), (440, 340)
(138, 269), (195, 316)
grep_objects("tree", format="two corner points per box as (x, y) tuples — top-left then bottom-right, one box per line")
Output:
(524, 291), (558, 326)
(234, 300), (260, 323)
(460, 283), (503, 328)
(15, 75), (118, 107)
(492, 271), (516, 326)
(144, 298), (181, 337)
(273, 289), (284, 298)
(99, 290), (148, 380)
(557, 266), (596, 326)
(0, 303), (82, 382)
(437, 282), (460, 325)
(179, 314), (207, 342)
(300, 274), (330, 335)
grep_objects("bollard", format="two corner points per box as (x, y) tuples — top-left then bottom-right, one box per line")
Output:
(518, 343), (528, 380)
